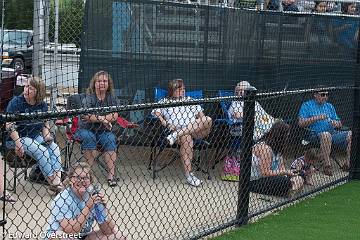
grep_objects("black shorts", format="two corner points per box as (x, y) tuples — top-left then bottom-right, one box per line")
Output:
(250, 175), (292, 197)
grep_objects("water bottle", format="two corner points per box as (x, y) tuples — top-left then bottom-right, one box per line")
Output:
(92, 185), (107, 224)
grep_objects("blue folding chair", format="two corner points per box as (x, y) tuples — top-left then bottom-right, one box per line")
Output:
(148, 87), (211, 179)
(211, 90), (243, 171)
(218, 90), (234, 123)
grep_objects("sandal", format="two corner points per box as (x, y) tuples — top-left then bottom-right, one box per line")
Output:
(107, 178), (119, 187)
(0, 193), (17, 203)
(341, 163), (350, 172)
(323, 165), (333, 176)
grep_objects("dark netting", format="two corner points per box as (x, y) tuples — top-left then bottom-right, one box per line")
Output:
(79, 0), (359, 99)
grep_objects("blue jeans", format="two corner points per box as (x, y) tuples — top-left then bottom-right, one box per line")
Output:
(6, 135), (62, 177)
(74, 129), (117, 151)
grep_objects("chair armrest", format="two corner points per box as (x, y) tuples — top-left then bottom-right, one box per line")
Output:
(339, 125), (350, 131)
(116, 116), (139, 129)
(54, 117), (71, 126)
(214, 118), (242, 126)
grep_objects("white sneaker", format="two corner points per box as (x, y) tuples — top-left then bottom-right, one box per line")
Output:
(166, 131), (178, 146)
(186, 173), (203, 187)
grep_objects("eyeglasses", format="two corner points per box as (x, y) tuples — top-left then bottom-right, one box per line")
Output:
(72, 176), (91, 182)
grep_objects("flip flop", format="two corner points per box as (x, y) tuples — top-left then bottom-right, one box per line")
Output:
(0, 193), (17, 203)
(107, 178), (119, 187)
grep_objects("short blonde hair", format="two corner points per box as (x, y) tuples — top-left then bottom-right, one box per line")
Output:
(28, 76), (46, 104)
(87, 70), (114, 95)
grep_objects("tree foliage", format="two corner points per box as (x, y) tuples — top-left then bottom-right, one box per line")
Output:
(49, 0), (85, 47)
(2, 0), (34, 29)
(0, 0), (84, 47)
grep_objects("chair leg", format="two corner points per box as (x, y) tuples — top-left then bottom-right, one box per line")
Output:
(205, 150), (211, 180)
(152, 147), (158, 180)
(68, 141), (75, 165)
(64, 144), (69, 171)
(148, 146), (155, 170)
(13, 167), (17, 194)
(331, 154), (342, 168)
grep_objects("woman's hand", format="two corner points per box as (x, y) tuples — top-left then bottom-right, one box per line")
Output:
(233, 112), (242, 120)
(14, 140), (24, 159)
(43, 134), (54, 144)
(89, 192), (107, 208)
(167, 123), (176, 131)
(102, 119), (113, 130)
(283, 170), (295, 177)
(98, 116), (112, 130)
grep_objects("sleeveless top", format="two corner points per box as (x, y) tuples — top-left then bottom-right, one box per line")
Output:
(251, 142), (282, 180)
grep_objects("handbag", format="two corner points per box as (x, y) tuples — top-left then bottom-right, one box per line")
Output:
(221, 155), (240, 181)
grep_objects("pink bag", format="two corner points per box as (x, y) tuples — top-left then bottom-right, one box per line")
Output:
(223, 156), (240, 176)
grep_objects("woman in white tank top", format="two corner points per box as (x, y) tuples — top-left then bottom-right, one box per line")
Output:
(250, 122), (304, 197)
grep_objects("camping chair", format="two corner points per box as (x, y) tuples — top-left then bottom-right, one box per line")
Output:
(210, 90), (243, 169)
(55, 94), (138, 179)
(147, 87), (212, 179)
(1, 126), (38, 193)
(299, 126), (347, 171)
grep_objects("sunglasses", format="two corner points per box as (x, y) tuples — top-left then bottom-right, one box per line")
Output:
(318, 92), (329, 97)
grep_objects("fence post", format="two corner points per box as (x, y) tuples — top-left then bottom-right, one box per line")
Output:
(0, 118), (7, 229)
(236, 87), (256, 226)
(350, 24), (360, 180)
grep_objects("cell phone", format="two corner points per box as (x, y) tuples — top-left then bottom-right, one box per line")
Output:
(92, 185), (101, 195)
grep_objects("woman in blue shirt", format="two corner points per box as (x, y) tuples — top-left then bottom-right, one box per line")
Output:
(5, 77), (63, 194)
(46, 162), (125, 239)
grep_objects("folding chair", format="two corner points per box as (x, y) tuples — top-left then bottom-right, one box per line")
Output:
(299, 127), (346, 170)
(210, 90), (243, 170)
(0, 127), (39, 193)
(2, 150), (37, 193)
(55, 94), (138, 178)
(147, 87), (211, 179)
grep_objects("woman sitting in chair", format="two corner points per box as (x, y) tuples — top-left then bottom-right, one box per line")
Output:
(75, 71), (119, 187)
(5, 76), (63, 194)
(251, 121), (304, 198)
(152, 79), (212, 187)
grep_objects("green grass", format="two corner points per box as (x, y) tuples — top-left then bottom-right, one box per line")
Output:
(212, 180), (360, 240)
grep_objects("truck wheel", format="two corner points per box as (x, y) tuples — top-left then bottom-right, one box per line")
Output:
(12, 58), (25, 71)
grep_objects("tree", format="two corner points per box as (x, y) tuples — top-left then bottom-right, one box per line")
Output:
(2, 0), (33, 29)
(49, 0), (85, 47)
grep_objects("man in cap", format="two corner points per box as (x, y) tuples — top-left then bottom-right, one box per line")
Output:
(298, 90), (351, 176)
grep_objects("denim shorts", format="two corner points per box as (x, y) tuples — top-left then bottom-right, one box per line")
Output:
(74, 129), (117, 151)
(310, 130), (349, 150)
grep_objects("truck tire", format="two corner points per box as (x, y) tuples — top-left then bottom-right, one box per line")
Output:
(12, 58), (25, 71)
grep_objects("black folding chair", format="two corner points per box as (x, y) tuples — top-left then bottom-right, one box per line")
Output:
(147, 87), (212, 179)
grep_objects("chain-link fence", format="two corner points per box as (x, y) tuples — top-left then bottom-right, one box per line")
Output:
(0, 84), (359, 239)
(0, 0), (360, 239)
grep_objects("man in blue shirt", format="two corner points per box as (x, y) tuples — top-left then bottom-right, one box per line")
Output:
(298, 90), (351, 176)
